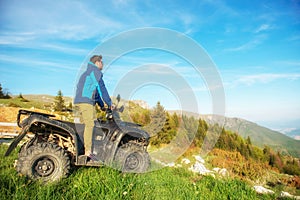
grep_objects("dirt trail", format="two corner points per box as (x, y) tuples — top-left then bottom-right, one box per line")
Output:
(0, 107), (55, 122)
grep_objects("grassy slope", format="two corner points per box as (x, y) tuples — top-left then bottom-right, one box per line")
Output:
(0, 145), (276, 200)
(0, 95), (72, 110)
(0, 97), (46, 110)
(22, 94), (72, 105)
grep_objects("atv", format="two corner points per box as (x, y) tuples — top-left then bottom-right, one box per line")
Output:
(4, 95), (150, 182)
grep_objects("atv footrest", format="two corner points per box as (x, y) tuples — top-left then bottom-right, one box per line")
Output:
(86, 160), (103, 166)
(77, 155), (103, 166)
(77, 155), (88, 165)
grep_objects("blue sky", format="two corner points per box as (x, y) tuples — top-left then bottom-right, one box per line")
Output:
(0, 0), (299, 130)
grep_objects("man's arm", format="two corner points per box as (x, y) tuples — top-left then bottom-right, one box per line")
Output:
(97, 75), (112, 108)
(94, 90), (104, 108)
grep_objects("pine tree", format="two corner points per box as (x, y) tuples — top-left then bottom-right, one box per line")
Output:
(18, 93), (24, 99)
(0, 83), (11, 99)
(172, 113), (179, 128)
(147, 102), (178, 146)
(54, 90), (65, 112)
(246, 136), (252, 145)
(0, 83), (4, 98)
(150, 111), (177, 146)
(194, 118), (208, 147)
(145, 101), (166, 136)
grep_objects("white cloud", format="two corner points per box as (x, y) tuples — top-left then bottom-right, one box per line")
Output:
(0, 32), (36, 45)
(0, 54), (77, 73)
(275, 60), (300, 67)
(225, 35), (267, 52)
(40, 44), (89, 55)
(254, 24), (272, 33)
(235, 73), (300, 86)
(0, 0), (125, 41)
(202, 0), (238, 16)
(0, 37), (89, 55)
(0, 0), (202, 49)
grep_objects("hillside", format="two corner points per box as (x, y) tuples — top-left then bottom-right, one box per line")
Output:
(170, 111), (300, 158)
(21, 94), (73, 105)
(282, 128), (300, 140)
(1, 96), (299, 197)
(0, 145), (281, 200)
(1, 94), (299, 157)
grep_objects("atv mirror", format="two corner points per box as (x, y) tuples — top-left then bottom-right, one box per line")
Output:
(119, 105), (124, 113)
(117, 94), (121, 102)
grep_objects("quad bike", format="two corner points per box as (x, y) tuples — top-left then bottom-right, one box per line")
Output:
(4, 95), (150, 182)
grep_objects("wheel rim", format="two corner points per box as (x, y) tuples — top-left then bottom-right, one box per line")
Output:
(33, 156), (56, 177)
(125, 153), (140, 170)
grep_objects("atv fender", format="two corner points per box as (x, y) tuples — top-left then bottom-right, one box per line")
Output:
(118, 122), (150, 139)
(4, 114), (79, 159)
(4, 125), (30, 156)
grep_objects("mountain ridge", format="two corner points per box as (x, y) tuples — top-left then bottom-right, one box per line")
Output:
(169, 110), (300, 158)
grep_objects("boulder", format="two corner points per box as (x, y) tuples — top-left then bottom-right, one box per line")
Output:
(213, 167), (221, 172)
(189, 161), (211, 175)
(219, 168), (228, 176)
(280, 191), (300, 199)
(167, 162), (175, 167)
(213, 167), (228, 177)
(193, 155), (205, 163)
(253, 186), (274, 194)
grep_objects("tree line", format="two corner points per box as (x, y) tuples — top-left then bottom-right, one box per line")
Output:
(129, 101), (300, 176)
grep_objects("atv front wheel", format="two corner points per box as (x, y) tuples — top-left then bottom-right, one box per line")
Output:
(114, 142), (150, 173)
(17, 143), (70, 182)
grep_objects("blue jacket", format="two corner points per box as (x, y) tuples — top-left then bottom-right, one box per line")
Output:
(74, 62), (112, 107)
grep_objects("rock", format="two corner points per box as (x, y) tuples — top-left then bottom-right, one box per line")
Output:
(189, 161), (211, 175)
(219, 168), (228, 176)
(253, 186), (274, 194)
(281, 191), (300, 199)
(181, 158), (191, 164)
(213, 167), (228, 176)
(193, 155), (205, 163)
(213, 167), (221, 172)
(167, 162), (175, 167)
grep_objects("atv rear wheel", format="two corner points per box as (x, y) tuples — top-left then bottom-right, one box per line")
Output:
(114, 142), (150, 173)
(17, 143), (70, 182)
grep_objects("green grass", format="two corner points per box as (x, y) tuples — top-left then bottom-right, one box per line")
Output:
(0, 144), (278, 200)
(0, 97), (47, 110)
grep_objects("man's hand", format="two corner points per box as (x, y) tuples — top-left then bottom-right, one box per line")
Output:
(106, 108), (113, 119)
(111, 104), (116, 110)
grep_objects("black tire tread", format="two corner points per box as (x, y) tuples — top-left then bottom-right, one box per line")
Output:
(114, 141), (150, 173)
(16, 142), (70, 182)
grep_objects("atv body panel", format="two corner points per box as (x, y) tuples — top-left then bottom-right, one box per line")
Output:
(5, 108), (150, 167)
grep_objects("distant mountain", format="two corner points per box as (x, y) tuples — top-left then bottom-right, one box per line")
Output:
(280, 128), (300, 140)
(170, 111), (300, 158)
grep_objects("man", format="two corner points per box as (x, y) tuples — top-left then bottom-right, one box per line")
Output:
(74, 55), (112, 159)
